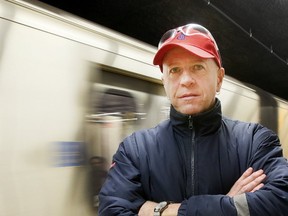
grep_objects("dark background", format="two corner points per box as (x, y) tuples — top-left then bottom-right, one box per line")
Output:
(39, 0), (288, 101)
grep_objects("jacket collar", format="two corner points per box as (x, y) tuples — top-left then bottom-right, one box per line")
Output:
(170, 98), (222, 136)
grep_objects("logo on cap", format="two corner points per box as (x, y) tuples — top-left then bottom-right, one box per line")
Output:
(177, 33), (186, 40)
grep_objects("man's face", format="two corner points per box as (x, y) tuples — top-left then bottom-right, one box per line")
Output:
(162, 47), (224, 115)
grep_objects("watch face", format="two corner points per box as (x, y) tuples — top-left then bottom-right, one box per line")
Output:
(154, 201), (169, 216)
(158, 201), (168, 208)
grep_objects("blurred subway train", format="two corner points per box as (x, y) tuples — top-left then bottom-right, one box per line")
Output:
(1, 0), (288, 215)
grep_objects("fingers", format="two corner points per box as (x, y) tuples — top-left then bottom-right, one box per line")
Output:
(241, 171), (266, 192)
(241, 167), (254, 179)
(227, 167), (266, 197)
(237, 168), (263, 184)
(251, 183), (264, 192)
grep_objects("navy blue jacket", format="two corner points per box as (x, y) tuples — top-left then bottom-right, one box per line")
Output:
(99, 99), (288, 215)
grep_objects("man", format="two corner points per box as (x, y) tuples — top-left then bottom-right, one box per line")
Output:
(98, 23), (288, 215)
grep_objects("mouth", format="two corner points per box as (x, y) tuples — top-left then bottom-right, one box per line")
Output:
(179, 94), (199, 100)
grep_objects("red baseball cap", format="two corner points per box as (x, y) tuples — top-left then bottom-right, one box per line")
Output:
(153, 24), (222, 71)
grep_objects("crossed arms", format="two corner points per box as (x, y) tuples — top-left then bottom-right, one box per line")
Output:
(139, 167), (266, 216)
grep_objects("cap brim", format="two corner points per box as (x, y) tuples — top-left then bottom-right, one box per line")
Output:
(153, 43), (215, 65)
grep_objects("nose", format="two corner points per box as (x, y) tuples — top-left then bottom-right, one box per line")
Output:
(180, 71), (195, 86)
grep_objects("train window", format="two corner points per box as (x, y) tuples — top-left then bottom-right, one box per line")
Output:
(95, 66), (165, 95)
(86, 66), (170, 162)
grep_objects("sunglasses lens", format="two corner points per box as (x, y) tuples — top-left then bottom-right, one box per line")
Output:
(184, 24), (208, 34)
(183, 24), (218, 50)
(158, 29), (176, 48)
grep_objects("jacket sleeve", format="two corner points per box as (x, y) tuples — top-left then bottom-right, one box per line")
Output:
(245, 126), (288, 215)
(98, 139), (145, 216)
(178, 125), (288, 216)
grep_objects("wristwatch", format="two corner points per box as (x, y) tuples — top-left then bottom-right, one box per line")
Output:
(153, 201), (171, 216)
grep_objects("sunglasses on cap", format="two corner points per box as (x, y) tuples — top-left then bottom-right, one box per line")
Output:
(159, 23), (219, 49)
(154, 23), (222, 69)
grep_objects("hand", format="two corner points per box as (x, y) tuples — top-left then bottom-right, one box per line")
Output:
(227, 167), (266, 197)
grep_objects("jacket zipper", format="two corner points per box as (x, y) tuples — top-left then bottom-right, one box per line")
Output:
(188, 115), (196, 195)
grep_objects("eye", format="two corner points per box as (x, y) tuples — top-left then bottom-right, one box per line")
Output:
(169, 67), (182, 74)
(192, 64), (204, 71)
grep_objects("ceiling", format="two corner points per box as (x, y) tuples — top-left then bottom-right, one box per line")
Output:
(39, 0), (288, 101)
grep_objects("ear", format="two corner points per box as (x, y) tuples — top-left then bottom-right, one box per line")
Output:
(216, 67), (225, 92)
(161, 74), (170, 99)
